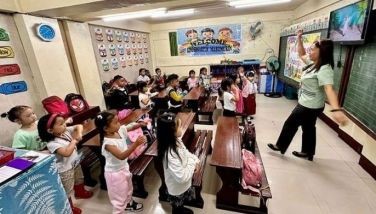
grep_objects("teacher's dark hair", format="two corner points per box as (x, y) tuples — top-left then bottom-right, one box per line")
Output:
(314, 39), (334, 71)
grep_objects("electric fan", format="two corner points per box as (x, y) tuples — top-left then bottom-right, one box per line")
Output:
(264, 56), (282, 98)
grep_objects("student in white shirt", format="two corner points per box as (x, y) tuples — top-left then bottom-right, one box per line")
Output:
(221, 78), (239, 117)
(137, 81), (158, 109)
(156, 112), (199, 214)
(95, 111), (146, 213)
(242, 71), (258, 118)
(137, 68), (150, 84)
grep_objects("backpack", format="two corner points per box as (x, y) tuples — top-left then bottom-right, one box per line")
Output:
(241, 149), (262, 193)
(126, 128), (148, 160)
(64, 93), (89, 114)
(242, 119), (256, 153)
(42, 96), (70, 117)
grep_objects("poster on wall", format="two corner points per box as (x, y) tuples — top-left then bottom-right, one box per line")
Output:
(284, 32), (321, 81)
(0, 81), (27, 95)
(0, 64), (21, 77)
(177, 24), (241, 56)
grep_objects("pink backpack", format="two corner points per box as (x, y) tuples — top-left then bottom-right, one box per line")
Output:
(117, 109), (133, 121)
(42, 96), (70, 117)
(241, 149), (262, 193)
(127, 127), (147, 160)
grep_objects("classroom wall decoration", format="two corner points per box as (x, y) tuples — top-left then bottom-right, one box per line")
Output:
(0, 28), (10, 41)
(176, 24), (242, 56)
(89, 25), (152, 83)
(0, 64), (21, 77)
(0, 46), (15, 58)
(281, 15), (329, 37)
(0, 81), (28, 95)
(283, 32), (321, 81)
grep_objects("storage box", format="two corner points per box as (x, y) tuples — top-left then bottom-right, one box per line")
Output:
(0, 149), (15, 166)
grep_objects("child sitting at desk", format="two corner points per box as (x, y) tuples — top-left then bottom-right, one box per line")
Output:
(1, 105), (47, 151)
(187, 70), (198, 90)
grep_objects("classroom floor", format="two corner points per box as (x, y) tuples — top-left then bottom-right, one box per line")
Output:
(76, 95), (376, 214)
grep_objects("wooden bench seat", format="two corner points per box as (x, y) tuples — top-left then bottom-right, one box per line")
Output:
(197, 96), (217, 124)
(210, 116), (272, 214)
(128, 154), (154, 198)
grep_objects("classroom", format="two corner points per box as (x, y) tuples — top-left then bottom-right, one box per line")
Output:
(0, 0), (375, 213)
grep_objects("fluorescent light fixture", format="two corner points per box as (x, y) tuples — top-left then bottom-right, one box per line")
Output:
(101, 8), (166, 22)
(151, 9), (195, 18)
(228, 0), (291, 8)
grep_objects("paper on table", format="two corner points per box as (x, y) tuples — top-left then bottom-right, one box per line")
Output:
(0, 166), (21, 183)
(20, 151), (50, 163)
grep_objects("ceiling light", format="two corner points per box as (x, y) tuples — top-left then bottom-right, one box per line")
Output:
(151, 9), (195, 18)
(228, 0), (291, 8)
(101, 8), (166, 22)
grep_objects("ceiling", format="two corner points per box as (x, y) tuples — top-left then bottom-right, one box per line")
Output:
(28, 0), (308, 23)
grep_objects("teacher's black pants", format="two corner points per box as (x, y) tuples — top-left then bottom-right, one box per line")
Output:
(276, 104), (324, 156)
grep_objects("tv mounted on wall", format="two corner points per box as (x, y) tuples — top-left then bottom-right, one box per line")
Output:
(327, 0), (374, 45)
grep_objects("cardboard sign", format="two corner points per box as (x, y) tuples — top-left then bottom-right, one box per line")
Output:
(0, 28), (10, 41)
(0, 46), (15, 58)
(0, 81), (28, 95)
(0, 64), (21, 77)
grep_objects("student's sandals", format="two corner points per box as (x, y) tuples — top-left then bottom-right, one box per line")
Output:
(125, 200), (143, 212)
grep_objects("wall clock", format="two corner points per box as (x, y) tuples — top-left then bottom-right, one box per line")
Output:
(36, 23), (55, 42)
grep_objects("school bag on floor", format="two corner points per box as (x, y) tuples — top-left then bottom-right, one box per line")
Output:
(241, 148), (262, 193)
(64, 93), (90, 115)
(42, 96), (70, 117)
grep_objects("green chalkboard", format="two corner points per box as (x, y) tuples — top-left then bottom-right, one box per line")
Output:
(333, 45), (347, 92)
(343, 34), (376, 133)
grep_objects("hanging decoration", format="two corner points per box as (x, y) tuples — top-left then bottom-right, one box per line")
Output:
(0, 81), (28, 95)
(95, 28), (103, 41)
(109, 44), (116, 56)
(0, 64), (21, 77)
(0, 28), (10, 41)
(111, 58), (119, 70)
(0, 46), (15, 58)
(36, 23), (55, 42)
(249, 20), (264, 40)
(115, 30), (122, 42)
(120, 56), (126, 68)
(101, 59), (110, 71)
(106, 29), (114, 42)
(98, 44), (107, 57)
(118, 44), (124, 55)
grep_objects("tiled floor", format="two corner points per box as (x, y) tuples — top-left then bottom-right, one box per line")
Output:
(77, 95), (376, 214)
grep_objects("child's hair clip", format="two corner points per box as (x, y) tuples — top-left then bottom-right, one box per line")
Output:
(168, 116), (173, 121)
(97, 115), (103, 120)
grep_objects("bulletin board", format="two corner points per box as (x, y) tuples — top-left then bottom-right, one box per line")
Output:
(89, 25), (153, 83)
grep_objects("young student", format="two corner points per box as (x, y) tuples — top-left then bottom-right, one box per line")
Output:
(156, 112), (199, 214)
(154, 68), (165, 89)
(1, 105), (46, 151)
(108, 75), (132, 110)
(221, 78), (239, 117)
(137, 81), (158, 109)
(242, 71), (258, 118)
(199, 67), (211, 91)
(38, 114), (93, 214)
(137, 68), (150, 84)
(95, 111), (145, 213)
(187, 70), (198, 90)
(166, 74), (184, 113)
(229, 74), (244, 114)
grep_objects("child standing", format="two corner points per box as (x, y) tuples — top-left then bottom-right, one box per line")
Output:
(229, 74), (244, 114)
(199, 67), (211, 91)
(1, 105), (46, 150)
(157, 112), (199, 214)
(137, 68), (150, 84)
(166, 74), (184, 113)
(187, 70), (198, 90)
(95, 111), (145, 213)
(221, 78), (239, 117)
(154, 68), (165, 89)
(242, 71), (258, 118)
(38, 114), (93, 214)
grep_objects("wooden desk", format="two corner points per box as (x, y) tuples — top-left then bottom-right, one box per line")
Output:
(119, 109), (150, 125)
(144, 112), (195, 156)
(184, 86), (205, 111)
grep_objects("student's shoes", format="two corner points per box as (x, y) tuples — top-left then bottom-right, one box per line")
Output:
(74, 183), (94, 199)
(172, 206), (193, 214)
(292, 151), (313, 161)
(125, 200), (143, 212)
(267, 144), (284, 154)
(68, 197), (82, 214)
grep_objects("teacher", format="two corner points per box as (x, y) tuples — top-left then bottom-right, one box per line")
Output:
(268, 29), (347, 161)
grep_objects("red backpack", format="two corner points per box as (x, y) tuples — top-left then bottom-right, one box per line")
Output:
(42, 96), (70, 117)
(64, 93), (89, 115)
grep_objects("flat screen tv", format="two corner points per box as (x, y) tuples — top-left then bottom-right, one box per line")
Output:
(328, 0), (374, 44)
